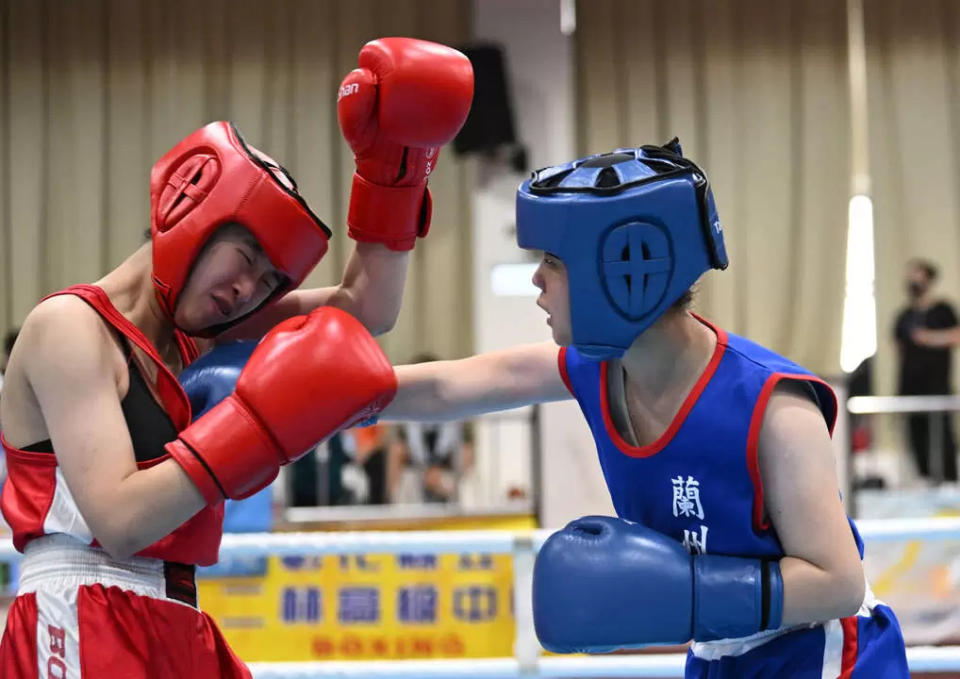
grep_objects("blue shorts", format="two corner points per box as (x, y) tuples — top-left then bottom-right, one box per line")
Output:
(685, 603), (907, 678)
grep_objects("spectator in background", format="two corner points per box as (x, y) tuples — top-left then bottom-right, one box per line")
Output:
(0, 328), (17, 547)
(894, 259), (959, 483)
(352, 423), (391, 504)
(389, 353), (473, 504)
(286, 443), (324, 507)
(0, 329), (18, 591)
(287, 431), (372, 507)
(290, 426), (391, 507)
(0, 328), (19, 395)
(285, 424), (391, 507)
(0, 328), (17, 486)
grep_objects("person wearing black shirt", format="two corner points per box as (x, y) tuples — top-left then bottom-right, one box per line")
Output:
(893, 259), (960, 482)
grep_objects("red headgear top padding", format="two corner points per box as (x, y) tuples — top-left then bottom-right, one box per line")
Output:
(150, 121), (331, 335)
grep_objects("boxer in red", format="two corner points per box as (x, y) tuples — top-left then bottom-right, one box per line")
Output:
(0, 38), (473, 678)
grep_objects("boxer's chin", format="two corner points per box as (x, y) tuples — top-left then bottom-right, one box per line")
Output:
(172, 298), (213, 335)
(551, 325), (573, 347)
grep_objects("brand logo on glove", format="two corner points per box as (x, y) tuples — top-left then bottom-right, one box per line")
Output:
(338, 82), (359, 100)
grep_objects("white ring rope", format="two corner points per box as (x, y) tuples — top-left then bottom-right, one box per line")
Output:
(246, 655), (687, 678)
(2, 516), (957, 561)
(244, 646), (960, 677)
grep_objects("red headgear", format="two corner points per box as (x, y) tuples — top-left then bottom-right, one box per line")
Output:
(150, 121), (331, 335)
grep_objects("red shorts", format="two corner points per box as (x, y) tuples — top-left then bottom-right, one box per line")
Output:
(0, 535), (250, 679)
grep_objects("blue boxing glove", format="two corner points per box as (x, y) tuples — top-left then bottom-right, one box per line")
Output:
(533, 516), (783, 653)
(179, 341), (257, 417)
(179, 340), (273, 532)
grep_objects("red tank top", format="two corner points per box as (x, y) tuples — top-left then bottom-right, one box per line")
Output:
(0, 284), (225, 565)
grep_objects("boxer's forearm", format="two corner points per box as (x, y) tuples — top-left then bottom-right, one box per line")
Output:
(90, 460), (206, 560)
(779, 555), (865, 626)
(382, 359), (502, 421)
(322, 242), (410, 336)
(381, 342), (570, 421)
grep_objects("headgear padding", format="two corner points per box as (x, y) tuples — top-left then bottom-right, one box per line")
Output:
(150, 121), (331, 335)
(516, 139), (728, 360)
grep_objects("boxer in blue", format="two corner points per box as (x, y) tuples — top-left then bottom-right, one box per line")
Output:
(190, 141), (908, 677)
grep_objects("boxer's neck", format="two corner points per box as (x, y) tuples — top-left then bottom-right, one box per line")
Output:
(95, 243), (178, 357)
(619, 311), (716, 409)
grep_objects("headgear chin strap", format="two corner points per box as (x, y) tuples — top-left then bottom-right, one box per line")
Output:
(150, 121), (332, 337)
(516, 139), (728, 360)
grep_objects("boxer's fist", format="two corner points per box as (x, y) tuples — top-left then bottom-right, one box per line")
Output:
(167, 308), (398, 503)
(338, 37), (473, 250)
(533, 516), (783, 652)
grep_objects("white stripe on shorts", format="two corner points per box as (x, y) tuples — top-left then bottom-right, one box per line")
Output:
(820, 618), (844, 679)
(35, 587), (82, 679)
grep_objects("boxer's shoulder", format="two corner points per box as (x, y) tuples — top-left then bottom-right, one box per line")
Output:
(1, 297), (125, 445)
(21, 295), (124, 384)
(29, 293), (102, 328)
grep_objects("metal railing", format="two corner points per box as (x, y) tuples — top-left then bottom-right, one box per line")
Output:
(847, 394), (960, 486)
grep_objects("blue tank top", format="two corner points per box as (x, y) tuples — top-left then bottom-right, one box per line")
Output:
(559, 316), (863, 560)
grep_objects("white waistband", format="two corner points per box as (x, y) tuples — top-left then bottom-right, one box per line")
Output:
(18, 534), (175, 601)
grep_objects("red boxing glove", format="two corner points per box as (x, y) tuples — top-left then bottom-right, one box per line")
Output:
(166, 308), (397, 503)
(338, 37), (474, 250)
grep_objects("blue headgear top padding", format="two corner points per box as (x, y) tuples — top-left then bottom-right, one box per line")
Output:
(516, 139), (728, 360)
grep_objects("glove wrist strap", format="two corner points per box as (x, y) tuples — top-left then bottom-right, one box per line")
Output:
(176, 397), (281, 500)
(347, 172), (431, 250)
(692, 554), (784, 641)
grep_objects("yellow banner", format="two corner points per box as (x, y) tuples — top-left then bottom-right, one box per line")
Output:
(199, 513), (537, 662)
(199, 552), (515, 661)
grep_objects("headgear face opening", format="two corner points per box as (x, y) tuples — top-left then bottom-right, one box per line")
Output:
(150, 121), (332, 337)
(515, 139), (728, 360)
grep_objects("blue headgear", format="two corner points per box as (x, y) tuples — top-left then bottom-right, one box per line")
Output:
(516, 139), (728, 360)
